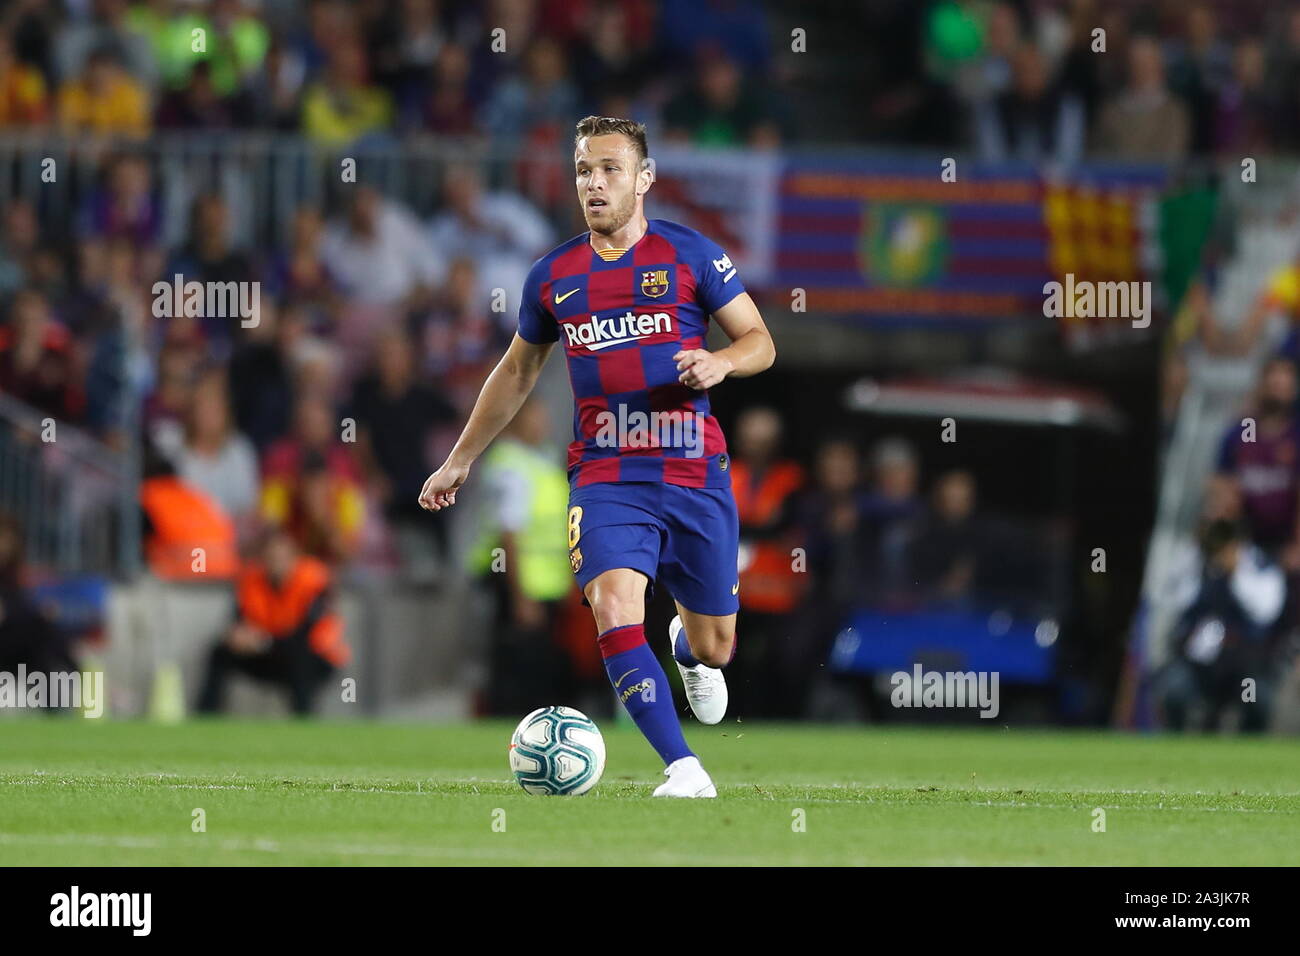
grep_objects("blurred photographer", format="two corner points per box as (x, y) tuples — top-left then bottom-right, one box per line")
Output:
(1158, 519), (1285, 732)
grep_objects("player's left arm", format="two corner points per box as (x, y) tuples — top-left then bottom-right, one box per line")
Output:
(674, 292), (775, 390)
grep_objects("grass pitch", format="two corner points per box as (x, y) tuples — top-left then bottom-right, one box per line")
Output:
(0, 718), (1297, 865)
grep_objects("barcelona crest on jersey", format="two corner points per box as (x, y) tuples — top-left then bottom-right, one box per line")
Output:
(640, 269), (670, 297)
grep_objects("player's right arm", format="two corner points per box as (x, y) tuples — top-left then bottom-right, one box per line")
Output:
(417, 333), (554, 511)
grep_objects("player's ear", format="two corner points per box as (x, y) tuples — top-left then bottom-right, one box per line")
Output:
(638, 158), (655, 196)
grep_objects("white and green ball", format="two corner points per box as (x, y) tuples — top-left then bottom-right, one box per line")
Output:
(508, 706), (606, 795)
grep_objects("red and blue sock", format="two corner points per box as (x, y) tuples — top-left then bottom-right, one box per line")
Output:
(599, 623), (692, 765)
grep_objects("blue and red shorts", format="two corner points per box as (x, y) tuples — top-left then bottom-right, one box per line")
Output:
(567, 481), (740, 617)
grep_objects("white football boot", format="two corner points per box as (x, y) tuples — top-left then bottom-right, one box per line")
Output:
(652, 756), (718, 798)
(668, 614), (729, 725)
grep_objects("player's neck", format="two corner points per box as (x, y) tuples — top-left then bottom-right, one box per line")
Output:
(589, 213), (648, 255)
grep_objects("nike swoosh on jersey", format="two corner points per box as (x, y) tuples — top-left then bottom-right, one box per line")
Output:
(732, 581), (740, 595)
(554, 288), (580, 305)
(614, 668), (639, 688)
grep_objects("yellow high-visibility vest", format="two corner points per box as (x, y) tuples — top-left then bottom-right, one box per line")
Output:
(470, 440), (571, 601)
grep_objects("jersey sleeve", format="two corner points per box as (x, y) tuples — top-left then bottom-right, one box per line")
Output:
(517, 258), (558, 344)
(692, 235), (746, 315)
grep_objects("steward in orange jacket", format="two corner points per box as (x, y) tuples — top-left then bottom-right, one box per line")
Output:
(730, 457), (807, 614)
(140, 451), (238, 581)
(197, 526), (348, 715)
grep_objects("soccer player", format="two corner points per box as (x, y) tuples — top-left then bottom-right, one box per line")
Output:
(418, 116), (775, 797)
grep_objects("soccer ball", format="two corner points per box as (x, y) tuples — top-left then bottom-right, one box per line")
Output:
(508, 705), (606, 795)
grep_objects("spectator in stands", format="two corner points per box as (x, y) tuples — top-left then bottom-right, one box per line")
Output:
(291, 0), (355, 78)
(1055, 0), (1112, 125)
(228, 297), (297, 452)
(414, 256), (507, 409)
(54, 0), (157, 87)
(174, 370), (260, 544)
(426, 163), (552, 322)
(1163, 3), (1232, 156)
(300, 37), (393, 146)
(142, 341), (196, 456)
(247, 36), (307, 131)
(459, 0), (536, 112)
(729, 407), (806, 717)
(79, 239), (153, 443)
(951, 1), (1021, 108)
(139, 443), (239, 583)
(155, 60), (245, 129)
(348, 326), (456, 579)
(1158, 519), (1285, 733)
(266, 206), (338, 322)
(79, 152), (161, 247)
(862, 437), (925, 601)
(1, 0), (56, 85)
(1211, 356), (1300, 557)
(320, 186), (442, 309)
(428, 163), (553, 265)
(420, 41), (478, 135)
(1092, 35), (1190, 161)
(1213, 39), (1272, 155)
(260, 393), (365, 565)
(793, 436), (872, 720)
(57, 46), (150, 136)
(264, 447), (366, 566)
(658, 0), (770, 76)
(481, 36), (578, 143)
(262, 390), (356, 483)
(0, 200), (39, 299)
(368, 0), (446, 116)
(974, 43), (1084, 165)
(187, 0), (270, 98)
(0, 288), (82, 422)
(468, 396), (573, 715)
(662, 47), (780, 148)
(572, 1), (653, 114)
(0, 30), (48, 125)
(125, 0), (196, 90)
(165, 193), (255, 359)
(1211, 358), (1300, 561)
(905, 469), (985, 608)
(198, 524), (349, 716)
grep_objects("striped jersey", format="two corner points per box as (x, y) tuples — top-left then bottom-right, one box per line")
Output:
(517, 219), (745, 488)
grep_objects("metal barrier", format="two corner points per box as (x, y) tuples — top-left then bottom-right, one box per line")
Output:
(0, 391), (139, 578)
(0, 132), (573, 251)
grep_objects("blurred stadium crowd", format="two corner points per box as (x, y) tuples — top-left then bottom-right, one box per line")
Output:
(0, 0), (789, 145)
(4, 0), (1300, 723)
(862, 0), (1293, 161)
(2, 0), (1300, 155)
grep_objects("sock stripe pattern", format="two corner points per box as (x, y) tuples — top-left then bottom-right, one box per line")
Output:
(598, 623), (692, 766)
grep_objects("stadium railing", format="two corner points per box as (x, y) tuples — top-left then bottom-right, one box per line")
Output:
(0, 390), (139, 579)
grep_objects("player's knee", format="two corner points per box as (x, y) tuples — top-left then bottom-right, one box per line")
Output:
(695, 634), (735, 669)
(588, 591), (642, 632)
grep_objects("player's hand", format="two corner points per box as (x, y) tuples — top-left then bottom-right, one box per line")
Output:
(418, 458), (471, 511)
(673, 349), (733, 390)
